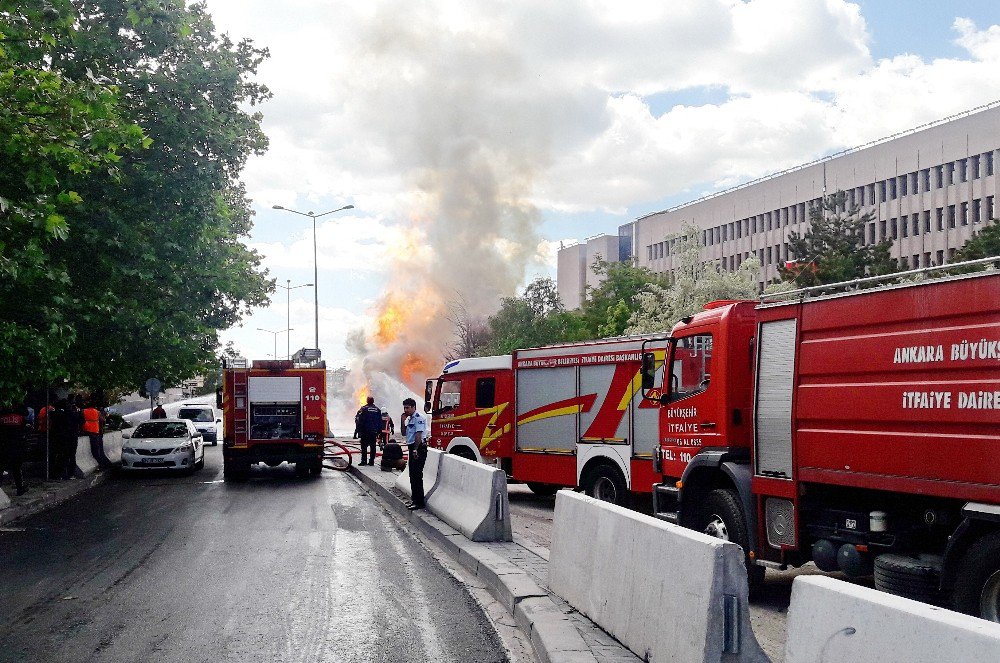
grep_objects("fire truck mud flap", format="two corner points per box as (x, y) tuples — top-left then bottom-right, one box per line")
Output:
(425, 453), (513, 542)
(394, 448), (443, 500)
(548, 490), (768, 663)
(784, 575), (1000, 662)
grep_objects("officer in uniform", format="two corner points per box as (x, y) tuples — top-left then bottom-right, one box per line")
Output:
(0, 404), (30, 496)
(402, 398), (427, 510)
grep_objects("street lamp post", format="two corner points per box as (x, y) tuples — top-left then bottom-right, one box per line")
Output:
(275, 279), (313, 359)
(257, 327), (292, 361)
(271, 203), (354, 351)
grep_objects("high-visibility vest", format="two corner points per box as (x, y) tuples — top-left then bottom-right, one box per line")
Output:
(37, 406), (51, 432)
(82, 408), (100, 434)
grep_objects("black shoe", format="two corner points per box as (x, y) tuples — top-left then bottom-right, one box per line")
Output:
(407, 504), (424, 511)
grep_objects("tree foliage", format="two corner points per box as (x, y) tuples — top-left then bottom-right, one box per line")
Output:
(626, 224), (760, 334)
(779, 191), (896, 286)
(0, 1), (272, 406)
(954, 217), (1000, 265)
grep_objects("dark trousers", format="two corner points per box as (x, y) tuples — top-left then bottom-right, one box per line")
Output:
(0, 448), (25, 495)
(408, 444), (427, 506)
(359, 433), (377, 465)
(62, 436), (78, 479)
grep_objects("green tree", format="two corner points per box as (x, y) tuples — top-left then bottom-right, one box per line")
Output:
(580, 258), (665, 337)
(780, 191), (896, 286)
(482, 277), (584, 354)
(955, 217), (1000, 264)
(51, 1), (273, 392)
(0, 1), (147, 405)
(626, 223), (760, 334)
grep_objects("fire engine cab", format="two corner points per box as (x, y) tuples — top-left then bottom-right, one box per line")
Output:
(221, 357), (327, 480)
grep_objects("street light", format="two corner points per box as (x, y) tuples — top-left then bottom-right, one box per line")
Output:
(275, 279), (313, 359)
(271, 203), (355, 351)
(257, 327), (292, 360)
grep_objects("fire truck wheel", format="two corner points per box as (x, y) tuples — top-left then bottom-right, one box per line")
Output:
(698, 489), (765, 593)
(582, 464), (628, 506)
(449, 447), (477, 461)
(223, 458), (248, 481)
(295, 462), (310, 478)
(526, 482), (559, 496)
(951, 532), (1000, 623)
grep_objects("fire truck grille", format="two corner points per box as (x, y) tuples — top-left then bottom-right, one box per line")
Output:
(765, 498), (796, 548)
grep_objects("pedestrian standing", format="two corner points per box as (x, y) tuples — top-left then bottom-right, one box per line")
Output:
(54, 399), (81, 479)
(151, 402), (167, 419)
(403, 398), (427, 510)
(82, 400), (102, 462)
(0, 404), (30, 496)
(355, 396), (382, 466)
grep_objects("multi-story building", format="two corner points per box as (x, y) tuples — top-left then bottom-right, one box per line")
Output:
(557, 234), (622, 310)
(559, 102), (999, 302)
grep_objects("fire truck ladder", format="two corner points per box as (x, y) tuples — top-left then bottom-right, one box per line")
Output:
(232, 370), (249, 446)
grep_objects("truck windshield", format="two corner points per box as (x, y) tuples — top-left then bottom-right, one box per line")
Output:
(668, 334), (713, 402)
(436, 380), (462, 413)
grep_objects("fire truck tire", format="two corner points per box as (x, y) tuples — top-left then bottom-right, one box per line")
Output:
(951, 532), (1000, 623)
(449, 447), (477, 461)
(697, 488), (765, 594)
(223, 458), (248, 481)
(873, 554), (942, 604)
(582, 463), (628, 506)
(527, 482), (559, 496)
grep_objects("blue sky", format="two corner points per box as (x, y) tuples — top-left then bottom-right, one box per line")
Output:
(205, 1), (1000, 379)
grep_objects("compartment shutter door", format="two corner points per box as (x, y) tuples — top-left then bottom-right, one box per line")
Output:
(249, 376), (301, 403)
(755, 319), (797, 477)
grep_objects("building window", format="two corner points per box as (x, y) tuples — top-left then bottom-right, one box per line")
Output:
(922, 210), (931, 233)
(901, 175), (909, 197)
(986, 152), (995, 176)
(758, 248), (764, 264)
(910, 172), (918, 193)
(869, 222), (876, 244)
(958, 158), (968, 183)
(766, 246), (772, 264)
(901, 217), (908, 237)
(936, 249), (945, 265)
(911, 214), (919, 236)
(647, 245), (653, 261)
(924, 252), (931, 267)
(889, 179), (897, 200)
(912, 254), (919, 268)
(879, 219), (887, 240)
(935, 166), (944, 189)
(946, 162), (955, 186)
(891, 218), (898, 239)
(987, 195), (995, 221)
(948, 205), (956, 228)
(961, 202), (969, 226)
(936, 207), (944, 230)
(971, 155), (980, 179)
(900, 256), (909, 269)
(921, 169), (931, 192)
(702, 230), (708, 245)
(879, 181), (887, 202)
(973, 199), (981, 223)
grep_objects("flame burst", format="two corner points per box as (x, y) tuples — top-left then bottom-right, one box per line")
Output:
(355, 384), (369, 407)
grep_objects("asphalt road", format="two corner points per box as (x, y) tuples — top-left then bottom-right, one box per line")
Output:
(0, 447), (506, 663)
(506, 483), (872, 663)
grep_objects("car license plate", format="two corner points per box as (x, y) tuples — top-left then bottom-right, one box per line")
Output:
(140, 458), (166, 465)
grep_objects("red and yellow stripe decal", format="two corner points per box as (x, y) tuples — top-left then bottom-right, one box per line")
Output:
(517, 394), (597, 426)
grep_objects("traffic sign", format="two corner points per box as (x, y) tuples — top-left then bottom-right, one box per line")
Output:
(145, 378), (162, 395)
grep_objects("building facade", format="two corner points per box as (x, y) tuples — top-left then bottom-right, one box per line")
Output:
(557, 234), (621, 310)
(559, 102), (1000, 302)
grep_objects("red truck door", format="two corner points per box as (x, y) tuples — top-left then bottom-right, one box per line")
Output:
(660, 331), (723, 478)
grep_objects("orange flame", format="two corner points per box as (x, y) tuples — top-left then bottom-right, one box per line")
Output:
(401, 352), (432, 386)
(374, 294), (407, 346)
(355, 384), (369, 406)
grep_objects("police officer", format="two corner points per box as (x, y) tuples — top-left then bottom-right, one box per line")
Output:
(403, 398), (427, 510)
(355, 396), (382, 466)
(0, 404), (31, 496)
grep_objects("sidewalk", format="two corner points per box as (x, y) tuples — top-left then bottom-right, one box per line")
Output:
(0, 464), (109, 527)
(349, 463), (640, 663)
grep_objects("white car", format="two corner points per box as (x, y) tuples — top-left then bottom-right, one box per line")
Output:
(121, 419), (205, 472)
(177, 403), (221, 446)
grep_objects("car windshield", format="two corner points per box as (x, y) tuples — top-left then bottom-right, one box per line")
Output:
(134, 422), (189, 438)
(178, 408), (213, 422)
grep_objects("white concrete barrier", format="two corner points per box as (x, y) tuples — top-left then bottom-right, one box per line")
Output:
(548, 490), (768, 663)
(394, 448), (443, 499)
(785, 575), (1000, 663)
(100, 430), (123, 465)
(425, 453), (512, 542)
(74, 435), (99, 477)
(0, 486), (10, 510)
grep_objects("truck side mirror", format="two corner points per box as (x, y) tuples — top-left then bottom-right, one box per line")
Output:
(424, 379), (434, 414)
(215, 386), (223, 409)
(641, 353), (657, 391)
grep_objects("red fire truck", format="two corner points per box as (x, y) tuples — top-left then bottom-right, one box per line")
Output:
(425, 260), (999, 619)
(640, 260), (999, 619)
(424, 336), (669, 499)
(221, 358), (327, 480)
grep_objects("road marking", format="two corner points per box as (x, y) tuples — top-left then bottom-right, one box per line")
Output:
(201, 480), (225, 484)
(0, 527), (26, 532)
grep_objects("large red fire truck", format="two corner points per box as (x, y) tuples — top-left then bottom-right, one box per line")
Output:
(221, 358), (327, 480)
(424, 260), (999, 619)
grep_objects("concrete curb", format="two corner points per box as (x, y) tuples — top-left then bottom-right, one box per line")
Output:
(350, 465), (598, 663)
(0, 470), (110, 526)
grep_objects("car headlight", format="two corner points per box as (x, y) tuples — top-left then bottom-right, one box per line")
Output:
(173, 442), (193, 453)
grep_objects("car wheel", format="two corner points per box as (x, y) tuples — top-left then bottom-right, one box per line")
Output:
(952, 532), (1000, 623)
(212, 440), (218, 447)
